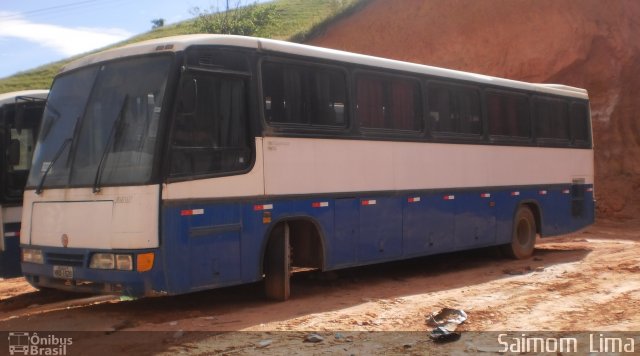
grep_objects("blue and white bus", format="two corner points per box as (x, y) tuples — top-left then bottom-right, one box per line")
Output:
(20, 35), (593, 300)
(0, 90), (48, 277)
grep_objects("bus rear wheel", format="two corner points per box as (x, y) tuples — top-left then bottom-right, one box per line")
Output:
(502, 206), (537, 259)
(264, 223), (291, 301)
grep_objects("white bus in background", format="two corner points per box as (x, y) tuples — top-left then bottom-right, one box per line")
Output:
(0, 90), (48, 277)
(20, 35), (593, 300)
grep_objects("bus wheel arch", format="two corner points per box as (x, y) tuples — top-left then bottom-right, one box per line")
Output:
(262, 217), (326, 301)
(502, 202), (540, 259)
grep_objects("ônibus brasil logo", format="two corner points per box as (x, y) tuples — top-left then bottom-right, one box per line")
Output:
(8, 332), (72, 355)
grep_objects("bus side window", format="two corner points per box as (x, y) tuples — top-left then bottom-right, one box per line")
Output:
(170, 73), (250, 177)
(357, 74), (421, 132)
(570, 102), (590, 146)
(487, 91), (530, 139)
(429, 83), (481, 136)
(534, 97), (570, 142)
(262, 60), (347, 128)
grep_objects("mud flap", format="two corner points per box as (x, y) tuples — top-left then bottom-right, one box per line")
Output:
(264, 222), (290, 301)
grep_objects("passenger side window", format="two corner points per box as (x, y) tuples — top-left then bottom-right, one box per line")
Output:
(534, 97), (569, 141)
(487, 91), (530, 138)
(356, 73), (422, 131)
(170, 73), (251, 177)
(428, 83), (481, 135)
(262, 61), (347, 127)
(570, 102), (590, 146)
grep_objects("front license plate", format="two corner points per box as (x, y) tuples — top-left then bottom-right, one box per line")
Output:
(53, 265), (73, 280)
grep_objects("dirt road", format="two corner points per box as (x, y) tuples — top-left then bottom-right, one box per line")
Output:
(1, 218), (639, 354)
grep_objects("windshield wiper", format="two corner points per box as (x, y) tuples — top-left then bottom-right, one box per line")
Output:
(93, 95), (128, 193)
(35, 138), (72, 195)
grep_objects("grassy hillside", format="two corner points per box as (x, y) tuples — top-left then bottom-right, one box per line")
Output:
(0, 0), (368, 94)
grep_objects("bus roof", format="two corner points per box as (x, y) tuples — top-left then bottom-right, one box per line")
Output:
(62, 34), (588, 100)
(0, 90), (49, 106)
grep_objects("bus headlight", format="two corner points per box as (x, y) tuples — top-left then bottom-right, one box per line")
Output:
(116, 254), (133, 271)
(90, 253), (115, 269)
(22, 248), (44, 264)
(90, 253), (133, 270)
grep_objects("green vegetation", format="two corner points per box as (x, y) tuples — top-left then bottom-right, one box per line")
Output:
(191, 2), (279, 36)
(0, 0), (367, 94)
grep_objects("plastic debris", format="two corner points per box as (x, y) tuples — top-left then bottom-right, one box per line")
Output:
(304, 333), (324, 343)
(426, 308), (467, 343)
(426, 308), (468, 327)
(429, 326), (461, 343)
(335, 333), (344, 340)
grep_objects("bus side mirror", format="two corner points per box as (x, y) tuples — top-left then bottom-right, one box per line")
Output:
(178, 78), (198, 115)
(8, 139), (20, 166)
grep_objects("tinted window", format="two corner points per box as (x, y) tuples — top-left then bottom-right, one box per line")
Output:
(487, 91), (530, 138)
(428, 83), (481, 135)
(27, 66), (98, 188)
(262, 61), (346, 127)
(170, 73), (250, 177)
(27, 56), (172, 189)
(570, 102), (590, 144)
(356, 74), (422, 131)
(534, 97), (569, 140)
(71, 58), (170, 186)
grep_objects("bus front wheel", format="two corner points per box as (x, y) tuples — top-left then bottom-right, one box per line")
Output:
(502, 206), (537, 259)
(264, 222), (291, 301)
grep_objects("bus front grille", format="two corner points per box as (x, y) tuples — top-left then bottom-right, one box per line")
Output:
(46, 253), (84, 267)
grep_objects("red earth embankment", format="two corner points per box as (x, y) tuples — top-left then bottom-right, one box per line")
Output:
(308, 0), (640, 219)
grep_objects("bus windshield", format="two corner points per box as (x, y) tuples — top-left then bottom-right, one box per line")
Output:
(27, 55), (172, 190)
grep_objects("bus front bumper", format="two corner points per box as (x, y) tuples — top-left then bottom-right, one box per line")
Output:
(20, 246), (167, 297)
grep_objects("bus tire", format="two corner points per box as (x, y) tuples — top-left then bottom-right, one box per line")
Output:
(264, 222), (291, 301)
(502, 206), (537, 259)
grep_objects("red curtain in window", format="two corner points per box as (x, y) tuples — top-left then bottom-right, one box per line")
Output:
(357, 76), (384, 128)
(390, 80), (416, 130)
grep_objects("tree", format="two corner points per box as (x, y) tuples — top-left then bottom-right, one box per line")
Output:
(151, 18), (165, 30)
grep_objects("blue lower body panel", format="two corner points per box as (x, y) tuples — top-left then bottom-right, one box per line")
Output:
(21, 184), (594, 297)
(158, 184), (594, 296)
